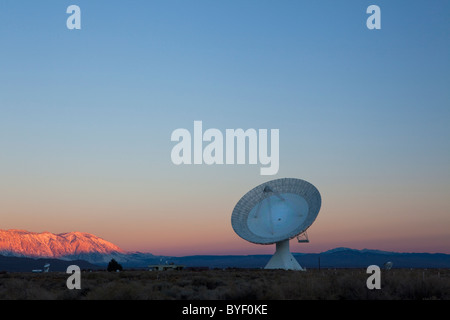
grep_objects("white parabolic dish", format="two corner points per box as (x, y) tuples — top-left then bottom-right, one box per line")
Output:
(231, 178), (321, 270)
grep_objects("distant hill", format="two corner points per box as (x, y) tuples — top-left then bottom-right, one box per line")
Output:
(1, 248), (449, 272)
(1, 228), (449, 270)
(165, 249), (450, 269)
(0, 255), (101, 272)
(293, 248), (450, 269)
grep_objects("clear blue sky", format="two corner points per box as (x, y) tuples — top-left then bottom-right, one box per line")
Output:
(0, 1), (449, 254)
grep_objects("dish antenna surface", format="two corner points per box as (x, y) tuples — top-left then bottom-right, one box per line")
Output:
(232, 178), (321, 270)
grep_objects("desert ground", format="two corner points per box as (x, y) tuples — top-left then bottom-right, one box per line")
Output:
(0, 268), (448, 300)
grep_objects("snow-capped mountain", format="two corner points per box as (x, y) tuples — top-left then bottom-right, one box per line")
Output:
(0, 229), (128, 264)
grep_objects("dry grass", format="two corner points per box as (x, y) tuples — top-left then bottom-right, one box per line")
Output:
(0, 269), (448, 300)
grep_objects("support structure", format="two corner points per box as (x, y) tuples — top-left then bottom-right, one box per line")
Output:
(264, 240), (304, 271)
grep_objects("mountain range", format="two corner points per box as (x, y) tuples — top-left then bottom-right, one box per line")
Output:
(0, 229), (156, 266)
(0, 229), (449, 271)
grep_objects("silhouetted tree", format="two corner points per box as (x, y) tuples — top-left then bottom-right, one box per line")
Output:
(107, 259), (123, 272)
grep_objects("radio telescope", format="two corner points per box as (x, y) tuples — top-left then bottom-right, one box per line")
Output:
(384, 261), (393, 270)
(231, 178), (321, 270)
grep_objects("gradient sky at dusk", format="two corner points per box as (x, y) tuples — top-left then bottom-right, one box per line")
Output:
(0, 1), (449, 255)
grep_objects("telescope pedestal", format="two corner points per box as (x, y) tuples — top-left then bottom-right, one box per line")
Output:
(264, 240), (304, 271)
